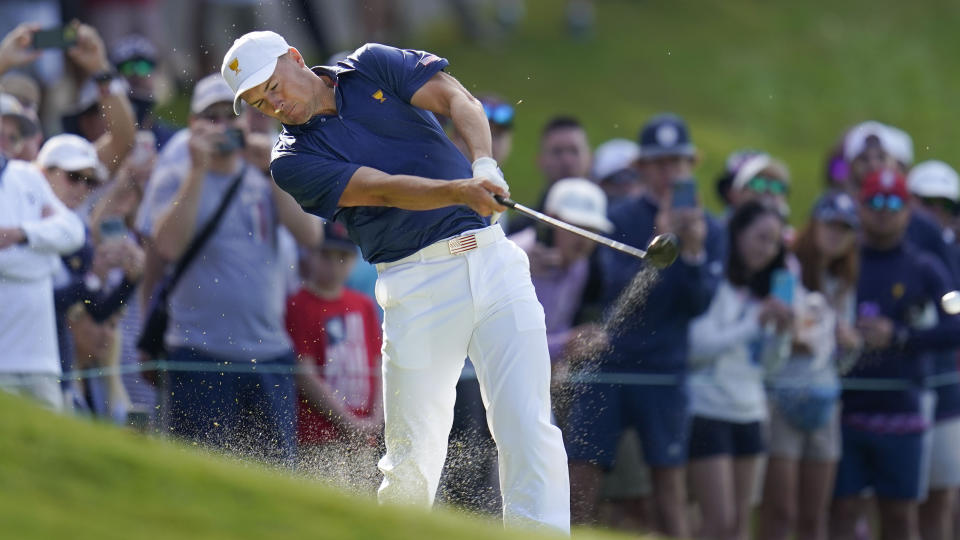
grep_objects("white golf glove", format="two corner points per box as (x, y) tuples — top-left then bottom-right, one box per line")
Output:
(472, 157), (509, 224)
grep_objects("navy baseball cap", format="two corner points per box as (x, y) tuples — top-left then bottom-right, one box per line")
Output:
(637, 113), (696, 160)
(322, 220), (356, 251)
(812, 190), (859, 229)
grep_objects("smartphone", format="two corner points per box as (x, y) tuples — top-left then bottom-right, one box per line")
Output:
(31, 26), (77, 50)
(99, 216), (128, 240)
(671, 178), (698, 208)
(216, 127), (245, 155)
(770, 268), (795, 306)
(858, 301), (881, 319)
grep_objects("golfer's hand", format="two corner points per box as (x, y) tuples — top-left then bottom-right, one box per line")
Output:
(472, 157), (509, 223)
(452, 178), (509, 217)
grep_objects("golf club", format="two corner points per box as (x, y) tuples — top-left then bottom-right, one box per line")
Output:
(493, 194), (680, 268)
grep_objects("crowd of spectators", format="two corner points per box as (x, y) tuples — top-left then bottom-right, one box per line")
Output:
(3, 6), (960, 540)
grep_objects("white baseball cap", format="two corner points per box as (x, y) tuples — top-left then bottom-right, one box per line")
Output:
(842, 121), (913, 165)
(908, 160), (960, 202)
(592, 138), (640, 181)
(37, 134), (107, 181)
(221, 31), (292, 115)
(884, 124), (914, 166)
(544, 178), (614, 233)
(190, 73), (236, 114)
(731, 153), (790, 191)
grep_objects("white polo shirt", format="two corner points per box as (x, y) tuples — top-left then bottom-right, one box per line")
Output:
(0, 159), (85, 374)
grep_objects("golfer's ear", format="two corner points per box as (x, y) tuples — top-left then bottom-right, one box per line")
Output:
(288, 47), (306, 67)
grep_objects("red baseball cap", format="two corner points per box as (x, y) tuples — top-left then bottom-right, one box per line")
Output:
(860, 168), (909, 202)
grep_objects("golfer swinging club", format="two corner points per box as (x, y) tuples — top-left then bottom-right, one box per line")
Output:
(222, 32), (570, 532)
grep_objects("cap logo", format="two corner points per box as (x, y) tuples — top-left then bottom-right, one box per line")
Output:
(656, 124), (679, 147)
(836, 193), (853, 210)
(881, 169), (895, 188)
(228, 58), (241, 75)
(372, 89), (386, 103)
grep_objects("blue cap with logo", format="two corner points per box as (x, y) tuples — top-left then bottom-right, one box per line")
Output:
(812, 190), (859, 229)
(637, 113), (696, 160)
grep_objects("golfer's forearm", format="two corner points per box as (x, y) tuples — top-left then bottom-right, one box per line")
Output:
(339, 167), (463, 210)
(153, 169), (205, 261)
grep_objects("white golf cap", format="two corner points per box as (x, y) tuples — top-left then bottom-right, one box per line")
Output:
(592, 138), (640, 181)
(37, 134), (107, 181)
(190, 73), (236, 114)
(908, 160), (960, 202)
(884, 124), (914, 166)
(221, 31), (291, 115)
(843, 121), (898, 163)
(544, 177), (614, 233)
(731, 153), (790, 191)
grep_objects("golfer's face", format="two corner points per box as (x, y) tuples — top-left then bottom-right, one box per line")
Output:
(242, 56), (314, 125)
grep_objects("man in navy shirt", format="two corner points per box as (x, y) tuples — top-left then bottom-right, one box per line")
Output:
(221, 32), (569, 532)
(566, 114), (721, 537)
(832, 169), (960, 540)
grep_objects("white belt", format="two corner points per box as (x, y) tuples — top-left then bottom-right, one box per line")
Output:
(375, 225), (504, 273)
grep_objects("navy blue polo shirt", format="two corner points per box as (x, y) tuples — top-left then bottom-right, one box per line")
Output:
(270, 43), (485, 263)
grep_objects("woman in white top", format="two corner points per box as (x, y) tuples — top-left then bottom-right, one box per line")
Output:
(688, 201), (792, 540)
(759, 191), (861, 540)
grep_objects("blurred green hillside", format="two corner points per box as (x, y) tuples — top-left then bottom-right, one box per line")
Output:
(407, 0), (960, 220)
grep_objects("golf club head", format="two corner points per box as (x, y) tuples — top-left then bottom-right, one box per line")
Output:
(645, 233), (679, 269)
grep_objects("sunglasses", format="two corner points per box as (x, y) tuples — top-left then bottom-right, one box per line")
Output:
(745, 176), (789, 196)
(865, 193), (905, 212)
(65, 170), (99, 189)
(482, 102), (514, 127)
(118, 59), (155, 77)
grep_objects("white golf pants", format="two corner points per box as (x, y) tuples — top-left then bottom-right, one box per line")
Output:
(374, 225), (570, 534)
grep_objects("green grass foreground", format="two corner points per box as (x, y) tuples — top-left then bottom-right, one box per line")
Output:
(0, 392), (633, 540)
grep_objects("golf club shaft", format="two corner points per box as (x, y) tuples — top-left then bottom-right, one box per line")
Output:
(494, 195), (649, 260)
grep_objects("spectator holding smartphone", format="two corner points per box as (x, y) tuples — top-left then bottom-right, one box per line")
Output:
(831, 169), (960, 540)
(37, 135), (143, 388)
(759, 191), (862, 540)
(567, 114), (720, 536)
(136, 73), (322, 461)
(687, 201), (792, 540)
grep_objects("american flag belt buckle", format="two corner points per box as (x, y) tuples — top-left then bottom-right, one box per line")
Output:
(447, 233), (479, 255)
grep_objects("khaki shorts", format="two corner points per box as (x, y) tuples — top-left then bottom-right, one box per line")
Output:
(768, 400), (841, 462)
(928, 416), (960, 489)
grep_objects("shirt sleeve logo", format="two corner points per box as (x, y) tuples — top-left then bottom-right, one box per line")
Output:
(372, 89), (386, 103)
(420, 53), (440, 66)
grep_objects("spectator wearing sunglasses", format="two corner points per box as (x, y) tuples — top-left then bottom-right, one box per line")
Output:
(831, 169), (960, 540)
(110, 34), (177, 149)
(36, 134), (143, 385)
(729, 153), (791, 219)
(906, 160), (960, 540)
(842, 122), (960, 289)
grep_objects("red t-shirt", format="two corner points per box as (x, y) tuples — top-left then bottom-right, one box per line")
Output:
(286, 288), (381, 445)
